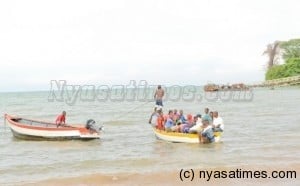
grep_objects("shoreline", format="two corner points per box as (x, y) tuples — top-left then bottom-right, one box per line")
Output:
(25, 163), (300, 186)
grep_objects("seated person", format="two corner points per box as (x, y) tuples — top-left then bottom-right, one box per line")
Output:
(209, 111), (214, 123)
(180, 114), (194, 133)
(212, 111), (224, 132)
(178, 110), (187, 123)
(203, 108), (212, 123)
(199, 119), (215, 143)
(188, 114), (202, 133)
(164, 117), (176, 132)
(167, 110), (174, 120)
(171, 119), (182, 132)
(173, 109), (180, 122)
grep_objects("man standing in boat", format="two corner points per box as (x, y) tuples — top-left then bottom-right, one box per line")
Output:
(154, 85), (165, 106)
(55, 111), (66, 127)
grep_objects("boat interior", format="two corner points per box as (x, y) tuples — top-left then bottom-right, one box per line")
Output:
(11, 118), (61, 128)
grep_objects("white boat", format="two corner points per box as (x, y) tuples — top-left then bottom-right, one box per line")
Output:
(4, 114), (101, 140)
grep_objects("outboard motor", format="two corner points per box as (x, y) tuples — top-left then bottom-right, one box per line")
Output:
(86, 119), (104, 133)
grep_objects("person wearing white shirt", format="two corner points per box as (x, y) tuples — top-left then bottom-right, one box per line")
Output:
(212, 111), (224, 132)
(148, 107), (159, 127)
(188, 114), (202, 133)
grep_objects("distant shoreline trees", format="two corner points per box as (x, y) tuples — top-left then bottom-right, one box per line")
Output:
(264, 39), (300, 80)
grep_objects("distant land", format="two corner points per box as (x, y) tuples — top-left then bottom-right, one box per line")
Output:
(263, 38), (300, 80)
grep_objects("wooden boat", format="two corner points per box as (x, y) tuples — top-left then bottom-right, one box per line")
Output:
(230, 83), (250, 91)
(4, 114), (101, 140)
(153, 128), (222, 143)
(204, 84), (219, 92)
(204, 83), (250, 92)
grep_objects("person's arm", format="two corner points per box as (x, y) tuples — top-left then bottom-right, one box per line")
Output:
(215, 118), (223, 128)
(206, 130), (214, 143)
(162, 90), (165, 97)
(148, 113), (154, 124)
(154, 90), (157, 99)
(55, 116), (60, 124)
(182, 116), (187, 123)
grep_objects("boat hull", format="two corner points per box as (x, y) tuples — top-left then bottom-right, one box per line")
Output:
(153, 128), (222, 143)
(10, 129), (97, 141)
(5, 114), (100, 141)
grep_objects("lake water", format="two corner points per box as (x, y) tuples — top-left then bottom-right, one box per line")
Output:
(0, 87), (299, 185)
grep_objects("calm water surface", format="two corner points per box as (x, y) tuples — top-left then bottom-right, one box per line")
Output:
(0, 87), (299, 185)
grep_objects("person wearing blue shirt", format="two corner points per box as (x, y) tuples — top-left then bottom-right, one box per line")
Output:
(202, 108), (212, 123)
(178, 110), (187, 123)
(165, 118), (174, 132)
(199, 119), (215, 143)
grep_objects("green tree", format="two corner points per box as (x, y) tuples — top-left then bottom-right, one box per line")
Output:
(280, 39), (300, 60)
(265, 58), (300, 80)
(265, 38), (300, 80)
(285, 58), (300, 75)
(265, 65), (286, 80)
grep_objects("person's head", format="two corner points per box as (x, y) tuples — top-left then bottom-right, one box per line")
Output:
(157, 85), (162, 89)
(173, 109), (178, 114)
(196, 114), (202, 119)
(205, 108), (209, 114)
(168, 110), (173, 115)
(209, 111), (213, 117)
(179, 110), (183, 115)
(202, 119), (209, 126)
(213, 111), (219, 118)
(157, 106), (163, 113)
(193, 116), (198, 122)
(157, 109), (163, 115)
(187, 114), (193, 122)
(154, 107), (157, 112)
(62, 111), (66, 116)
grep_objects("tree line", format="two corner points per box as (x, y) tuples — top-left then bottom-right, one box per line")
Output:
(263, 39), (300, 80)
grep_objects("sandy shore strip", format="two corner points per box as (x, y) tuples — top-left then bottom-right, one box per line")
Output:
(24, 163), (299, 186)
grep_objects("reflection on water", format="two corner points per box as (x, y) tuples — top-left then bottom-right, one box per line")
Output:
(0, 87), (300, 185)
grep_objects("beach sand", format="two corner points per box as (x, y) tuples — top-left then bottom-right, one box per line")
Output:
(26, 163), (299, 186)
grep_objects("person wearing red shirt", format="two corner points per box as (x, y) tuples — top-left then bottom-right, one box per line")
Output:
(156, 109), (165, 130)
(55, 111), (66, 127)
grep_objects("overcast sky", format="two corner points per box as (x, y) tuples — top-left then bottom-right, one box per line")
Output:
(0, 0), (299, 91)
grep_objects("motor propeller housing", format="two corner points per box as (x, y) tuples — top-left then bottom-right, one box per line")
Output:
(86, 119), (103, 133)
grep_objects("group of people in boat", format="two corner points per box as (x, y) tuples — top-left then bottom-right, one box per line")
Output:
(149, 107), (224, 143)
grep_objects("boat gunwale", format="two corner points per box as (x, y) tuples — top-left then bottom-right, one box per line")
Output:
(153, 128), (199, 138)
(153, 128), (222, 138)
(5, 114), (83, 131)
(153, 128), (222, 143)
